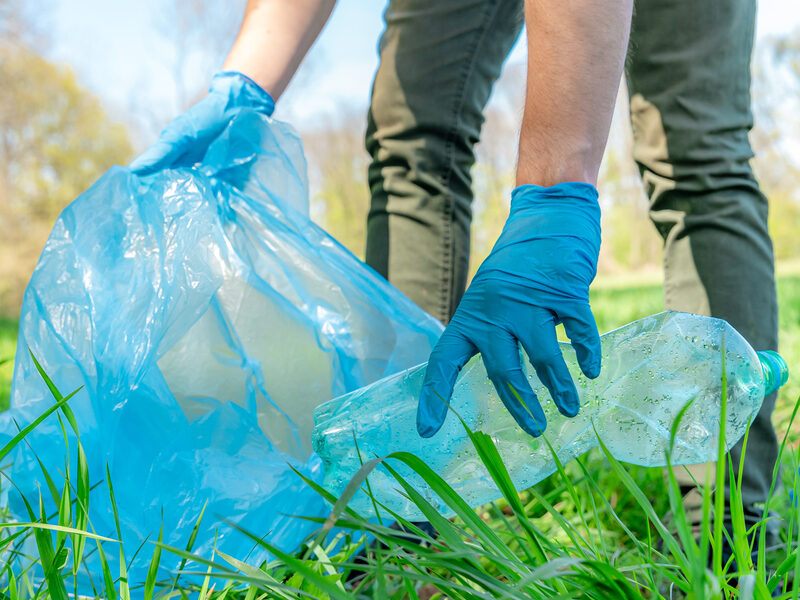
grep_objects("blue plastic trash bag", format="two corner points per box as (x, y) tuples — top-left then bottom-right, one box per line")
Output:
(0, 109), (443, 588)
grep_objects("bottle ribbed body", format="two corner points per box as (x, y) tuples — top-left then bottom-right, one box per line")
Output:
(311, 312), (777, 520)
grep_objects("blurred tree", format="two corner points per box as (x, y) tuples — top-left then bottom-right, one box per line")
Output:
(302, 110), (371, 258)
(596, 90), (663, 276)
(124, 0), (245, 145)
(0, 37), (133, 314)
(470, 62), (523, 277)
(470, 105), (515, 276)
(751, 31), (800, 264)
(0, 43), (132, 220)
(0, 0), (47, 46)
(131, 22), (796, 282)
(148, 0), (245, 118)
(471, 32), (800, 279)
(472, 69), (663, 279)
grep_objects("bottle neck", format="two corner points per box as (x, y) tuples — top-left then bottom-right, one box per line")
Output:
(758, 350), (789, 397)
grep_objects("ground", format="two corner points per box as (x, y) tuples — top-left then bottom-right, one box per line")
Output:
(0, 277), (798, 597)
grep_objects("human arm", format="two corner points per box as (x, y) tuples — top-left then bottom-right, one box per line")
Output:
(516, 0), (633, 187)
(223, 0), (336, 100)
(417, 0), (633, 437)
(130, 0), (335, 173)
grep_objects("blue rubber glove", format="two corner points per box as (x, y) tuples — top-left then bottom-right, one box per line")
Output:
(417, 182), (602, 438)
(129, 71), (275, 174)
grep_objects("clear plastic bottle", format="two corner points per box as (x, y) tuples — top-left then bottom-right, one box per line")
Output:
(311, 312), (789, 521)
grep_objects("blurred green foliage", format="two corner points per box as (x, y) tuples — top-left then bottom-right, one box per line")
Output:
(0, 43), (132, 219)
(0, 39), (133, 314)
(588, 276), (800, 446)
(300, 35), (800, 287)
(304, 111), (371, 257)
(0, 318), (17, 410)
(589, 283), (663, 333)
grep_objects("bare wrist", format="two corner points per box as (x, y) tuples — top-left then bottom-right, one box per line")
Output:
(516, 144), (599, 188)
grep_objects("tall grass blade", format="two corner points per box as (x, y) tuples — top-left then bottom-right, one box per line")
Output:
(712, 334), (728, 578)
(215, 550), (297, 600)
(0, 392), (77, 462)
(153, 542), (235, 578)
(144, 521), (163, 600)
(72, 442), (90, 575)
(461, 427), (550, 562)
(32, 454), (60, 510)
(668, 395), (696, 456)
(377, 461), (527, 593)
(322, 455), (383, 534)
(26, 489), (68, 600)
(197, 550), (215, 600)
(95, 537), (118, 600)
(593, 427), (688, 570)
(760, 393), (800, 579)
(57, 470), (71, 553)
(167, 500), (207, 595)
(375, 452), (521, 565)
(794, 508), (800, 600)
(534, 433), (595, 553)
(572, 458), (647, 556)
(6, 564), (18, 600)
(105, 464), (130, 600)
(352, 431), (384, 527)
(729, 424), (754, 576)
(0, 522), (115, 542)
(0, 525), (28, 551)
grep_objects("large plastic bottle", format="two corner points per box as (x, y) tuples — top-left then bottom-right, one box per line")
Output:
(312, 311), (789, 521)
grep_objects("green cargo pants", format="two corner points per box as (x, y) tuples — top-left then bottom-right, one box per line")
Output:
(364, 0), (779, 536)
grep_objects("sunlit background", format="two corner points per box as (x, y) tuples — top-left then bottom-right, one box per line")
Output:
(2, 0), (799, 317)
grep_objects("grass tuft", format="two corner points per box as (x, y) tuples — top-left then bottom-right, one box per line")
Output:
(0, 281), (799, 597)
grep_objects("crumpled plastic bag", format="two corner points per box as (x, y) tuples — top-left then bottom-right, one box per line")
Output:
(1, 109), (443, 587)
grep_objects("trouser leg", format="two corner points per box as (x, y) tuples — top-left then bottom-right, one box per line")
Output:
(626, 0), (779, 536)
(364, 0), (524, 324)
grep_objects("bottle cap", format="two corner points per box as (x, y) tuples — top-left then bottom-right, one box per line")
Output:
(757, 350), (789, 396)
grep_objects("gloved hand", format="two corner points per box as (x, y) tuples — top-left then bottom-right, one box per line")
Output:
(417, 182), (602, 438)
(129, 71), (275, 174)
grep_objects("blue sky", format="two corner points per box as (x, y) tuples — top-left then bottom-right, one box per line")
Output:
(47, 0), (398, 137)
(47, 0), (800, 148)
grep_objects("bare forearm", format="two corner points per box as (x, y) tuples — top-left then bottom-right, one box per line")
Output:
(517, 0), (632, 187)
(223, 0), (336, 100)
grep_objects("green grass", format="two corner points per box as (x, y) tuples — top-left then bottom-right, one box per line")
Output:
(1, 349), (799, 599)
(0, 277), (799, 598)
(590, 282), (665, 332)
(587, 276), (800, 444)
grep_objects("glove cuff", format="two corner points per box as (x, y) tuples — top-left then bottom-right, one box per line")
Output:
(211, 71), (276, 117)
(510, 182), (600, 231)
(511, 182), (598, 206)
